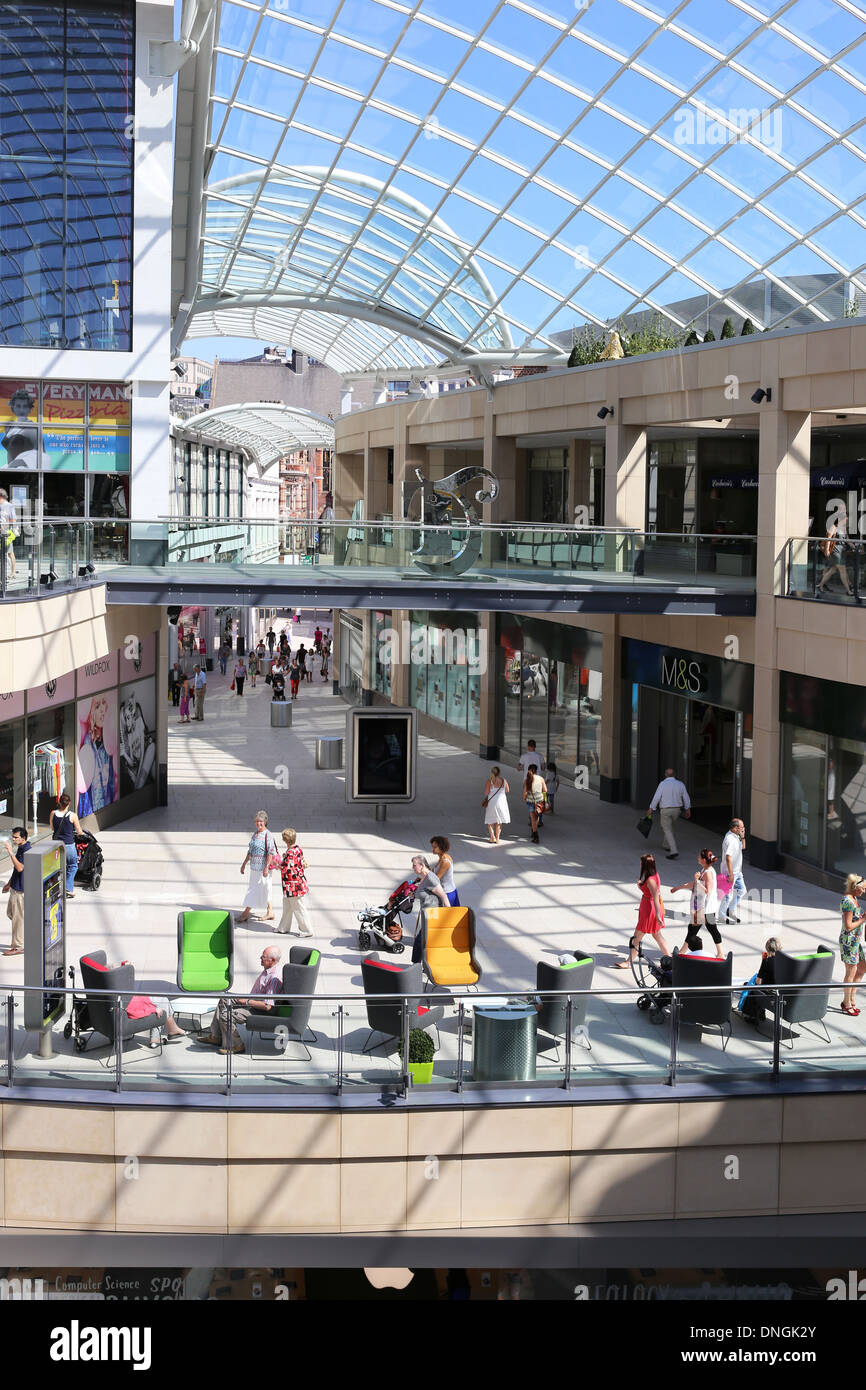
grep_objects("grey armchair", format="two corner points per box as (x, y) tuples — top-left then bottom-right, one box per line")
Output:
(361, 954), (444, 1055)
(79, 951), (167, 1062)
(244, 946), (321, 1060)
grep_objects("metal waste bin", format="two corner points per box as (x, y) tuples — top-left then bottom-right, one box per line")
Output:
(315, 736), (343, 769)
(473, 1003), (536, 1082)
(270, 701), (292, 728)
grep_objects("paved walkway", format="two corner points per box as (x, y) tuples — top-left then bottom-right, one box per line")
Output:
(0, 616), (854, 1086)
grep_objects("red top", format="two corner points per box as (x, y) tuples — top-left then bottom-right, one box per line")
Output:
(280, 845), (308, 897)
(636, 873), (664, 934)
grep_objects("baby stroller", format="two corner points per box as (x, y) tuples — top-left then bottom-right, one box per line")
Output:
(62, 963), (94, 1052)
(630, 937), (673, 1021)
(74, 830), (104, 892)
(356, 880), (417, 954)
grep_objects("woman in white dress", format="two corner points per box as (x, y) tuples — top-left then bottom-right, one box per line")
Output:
(238, 810), (279, 923)
(483, 766), (511, 844)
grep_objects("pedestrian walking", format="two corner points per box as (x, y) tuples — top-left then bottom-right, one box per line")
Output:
(616, 853), (672, 968)
(320, 647), (329, 681)
(271, 662), (286, 702)
(238, 811), (279, 923)
(719, 818), (747, 922)
(290, 657), (301, 700)
(248, 649), (258, 688)
(517, 739), (546, 776)
(483, 766), (510, 843)
(276, 828), (314, 936)
(648, 767), (691, 859)
(430, 835), (460, 906)
(0, 488), (17, 579)
(218, 642), (230, 676)
(169, 662), (181, 706)
(818, 509), (852, 596)
(2, 827), (29, 954)
(546, 762), (560, 813)
(314, 626), (323, 653)
(50, 793), (83, 898)
(671, 848), (723, 957)
(232, 657), (247, 696)
(297, 645), (308, 683)
(522, 763), (548, 844)
(179, 673), (191, 723)
(192, 664), (207, 720)
(267, 628), (276, 656)
(839, 874), (866, 1015)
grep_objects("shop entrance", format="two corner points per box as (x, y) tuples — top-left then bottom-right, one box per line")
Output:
(634, 687), (743, 837)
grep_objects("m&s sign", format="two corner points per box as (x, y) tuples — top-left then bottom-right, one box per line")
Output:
(660, 653), (706, 694)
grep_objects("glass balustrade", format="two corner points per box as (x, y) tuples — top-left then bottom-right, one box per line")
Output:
(0, 978), (860, 1099)
(0, 519), (758, 600)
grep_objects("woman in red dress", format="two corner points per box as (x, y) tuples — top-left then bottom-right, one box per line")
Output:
(616, 853), (673, 969)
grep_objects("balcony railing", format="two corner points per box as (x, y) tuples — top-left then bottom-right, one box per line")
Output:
(0, 517), (758, 600)
(786, 536), (866, 604)
(0, 976), (859, 1102)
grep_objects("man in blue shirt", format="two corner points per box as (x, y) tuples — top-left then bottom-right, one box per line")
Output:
(193, 664), (207, 721)
(2, 827), (29, 955)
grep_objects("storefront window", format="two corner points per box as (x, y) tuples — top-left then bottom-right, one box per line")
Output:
(373, 612), (392, 697)
(527, 448), (568, 524)
(579, 668), (603, 791)
(0, 721), (20, 833)
(827, 736), (866, 877)
(520, 650), (548, 756)
(547, 660), (576, 773)
(406, 611), (480, 734)
(780, 724), (826, 866)
(500, 647), (522, 758)
(647, 438), (697, 534)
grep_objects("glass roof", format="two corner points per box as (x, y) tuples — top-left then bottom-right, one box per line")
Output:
(173, 403), (335, 472)
(176, 0), (866, 370)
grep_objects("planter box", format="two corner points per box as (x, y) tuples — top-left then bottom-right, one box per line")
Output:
(408, 1061), (434, 1085)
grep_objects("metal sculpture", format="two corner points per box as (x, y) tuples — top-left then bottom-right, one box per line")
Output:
(403, 465), (499, 575)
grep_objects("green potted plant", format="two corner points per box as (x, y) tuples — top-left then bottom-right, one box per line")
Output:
(399, 1028), (435, 1085)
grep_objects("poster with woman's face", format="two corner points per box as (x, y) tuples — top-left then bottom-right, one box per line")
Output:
(0, 380), (43, 470)
(76, 692), (118, 817)
(118, 678), (156, 798)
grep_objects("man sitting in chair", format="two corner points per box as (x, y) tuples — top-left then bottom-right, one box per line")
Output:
(198, 945), (282, 1055)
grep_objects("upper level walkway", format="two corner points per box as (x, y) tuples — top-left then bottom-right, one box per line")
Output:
(0, 520), (756, 615)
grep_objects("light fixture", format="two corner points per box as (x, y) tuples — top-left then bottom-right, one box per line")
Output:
(750, 387), (772, 404)
(39, 569), (58, 589)
(597, 405), (614, 420)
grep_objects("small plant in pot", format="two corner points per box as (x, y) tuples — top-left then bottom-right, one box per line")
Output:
(399, 1028), (435, 1085)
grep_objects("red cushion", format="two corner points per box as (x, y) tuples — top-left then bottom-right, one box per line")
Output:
(367, 960), (403, 973)
(684, 955), (725, 963)
(80, 955), (108, 972)
(416, 1005), (430, 1015)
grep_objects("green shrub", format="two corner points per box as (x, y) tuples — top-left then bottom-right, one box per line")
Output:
(398, 1028), (435, 1063)
(683, 329), (701, 346)
(703, 327), (716, 341)
(567, 326), (607, 367)
(621, 314), (682, 356)
(741, 318), (756, 335)
(720, 317), (736, 339)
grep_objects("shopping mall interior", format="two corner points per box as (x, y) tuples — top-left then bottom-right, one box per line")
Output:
(1, 0), (866, 1326)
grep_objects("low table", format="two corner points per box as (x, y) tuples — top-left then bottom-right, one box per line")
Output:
(173, 997), (221, 1032)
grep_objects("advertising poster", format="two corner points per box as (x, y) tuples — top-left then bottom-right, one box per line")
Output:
(42, 381), (86, 426)
(118, 677), (156, 798)
(76, 690), (118, 816)
(42, 429), (85, 471)
(88, 382), (131, 427)
(0, 380), (44, 469)
(87, 429), (130, 472)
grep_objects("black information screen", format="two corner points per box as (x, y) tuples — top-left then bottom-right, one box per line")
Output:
(42, 869), (64, 1022)
(356, 717), (410, 797)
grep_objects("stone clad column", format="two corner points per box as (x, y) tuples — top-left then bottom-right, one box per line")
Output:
(603, 415), (647, 529)
(750, 407), (811, 869)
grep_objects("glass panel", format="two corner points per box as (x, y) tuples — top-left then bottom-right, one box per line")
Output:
(445, 659), (467, 731)
(578, 666), (603, 794)
(827, 736), (866, 878)
(409, 613), (427, 715)
(500, 644), (522, 759)
(519, 652), (548, 763)
(427, 624), (447, 724)
(547, 661), (577, 779)
(780, 724), (826, 866)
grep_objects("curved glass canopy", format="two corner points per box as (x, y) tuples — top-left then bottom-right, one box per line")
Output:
(173, 0), (866, 370)
(172, 402), (334, 472)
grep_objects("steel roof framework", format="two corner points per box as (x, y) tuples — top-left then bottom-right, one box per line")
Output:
(171, 402), (335, 474)
(172, 0), (866, 371)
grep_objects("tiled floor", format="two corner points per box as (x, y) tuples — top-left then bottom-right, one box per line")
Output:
(2, 616), (859, 1093)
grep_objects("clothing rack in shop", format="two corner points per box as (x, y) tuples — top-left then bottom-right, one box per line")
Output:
(28, 741), (68, 837)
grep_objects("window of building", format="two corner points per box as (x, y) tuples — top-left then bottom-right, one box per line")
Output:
(0, 2), (134, 350)
(527, 448), (568, 525)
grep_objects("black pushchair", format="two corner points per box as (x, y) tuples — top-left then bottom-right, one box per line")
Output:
(630, 938), (673, 1020)
(356, 880), (417, 954)
(63, 963), (93, 1051)
(74, 830), (103, 891)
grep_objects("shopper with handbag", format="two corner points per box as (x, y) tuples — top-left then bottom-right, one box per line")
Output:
(232, 658), (247, 696)
(276, 828), (314, 936)
(522, 764), (548, 845)
(238, 810), (280, 923)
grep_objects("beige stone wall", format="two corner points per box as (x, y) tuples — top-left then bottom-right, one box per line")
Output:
(1, 1093), (864, 1232)
(0, 587), (109, 693)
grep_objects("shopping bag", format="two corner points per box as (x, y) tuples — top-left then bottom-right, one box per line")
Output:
(636, 813), (652, 839)
(230, 681), (235, 691)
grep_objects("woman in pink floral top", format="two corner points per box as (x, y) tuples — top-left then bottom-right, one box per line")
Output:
(276, 827), (314, 937)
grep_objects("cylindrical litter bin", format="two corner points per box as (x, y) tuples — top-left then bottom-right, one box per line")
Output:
(316, 736), (343, 769)
(473, 1003), (536, 1082)
(270, 702), (292, 728)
